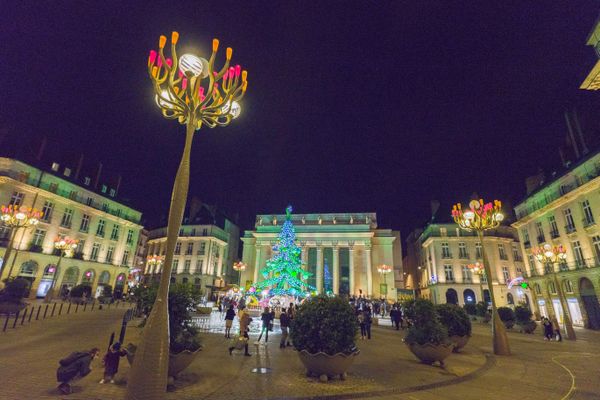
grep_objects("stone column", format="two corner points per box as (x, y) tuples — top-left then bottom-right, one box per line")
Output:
(332, 246), (340, 295)
(349, 245), (355, 296)
(301, 242), (307, 270)
(253, 245), (261, 284)
(365, 244), (373, 297)
(316, 246), (323, 294)
(216, 245), (223, 277)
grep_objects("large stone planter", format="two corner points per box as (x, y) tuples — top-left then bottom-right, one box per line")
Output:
(0, 302), (27, 315)
(406, 342), (454, 366)
(126, 343), (201, 380)
(449, 335), (470, 353)
(298, 349), (360, 382)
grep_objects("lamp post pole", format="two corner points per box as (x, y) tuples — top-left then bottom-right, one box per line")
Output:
(453, 199), (510, 356)
(533, 244), (576, 340)
(467, 262), (485, 304)
(0, 205), (43, 281)
(44, 237), (78, 302)
(125, 32), (247, 400)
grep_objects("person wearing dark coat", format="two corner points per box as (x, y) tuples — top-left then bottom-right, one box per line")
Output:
(225, 305), (236, 339)
(100, 342), (127, 384)
(56, 348), (100, 394)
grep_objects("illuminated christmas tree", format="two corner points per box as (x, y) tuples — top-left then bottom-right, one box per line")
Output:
(255, 205), (315, 296)
(324, 258), (332, 294)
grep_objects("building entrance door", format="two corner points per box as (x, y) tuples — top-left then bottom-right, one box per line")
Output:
(579, 277), (600, 330)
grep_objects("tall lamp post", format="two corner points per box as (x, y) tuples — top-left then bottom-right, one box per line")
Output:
(233, 261), (246, 287)
(377, 264), (392, 299)
(452, 199), (510, 356)
(467, 262), (486, 303)
(126, 32), (248, 400)
(44, 237), (78, 302)
(0, 205), (43, 280)
(533, 244), (576, 340)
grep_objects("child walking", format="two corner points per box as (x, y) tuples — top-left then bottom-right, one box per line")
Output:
(100, 342), (127, 384)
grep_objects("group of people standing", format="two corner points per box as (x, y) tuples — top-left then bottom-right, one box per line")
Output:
(542, 316), (563, 342)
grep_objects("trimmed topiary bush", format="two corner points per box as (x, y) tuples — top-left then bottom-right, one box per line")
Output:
(463, 303), (477, 317)
(436, 304), (472, 337)
(405, 299), (449, 346)
(290, 295), (358, 355)
(497, 306), (516, 329)
(514, 305), (536, 334)
(0, 278), (30, 304)
(69, 284), (92, 299)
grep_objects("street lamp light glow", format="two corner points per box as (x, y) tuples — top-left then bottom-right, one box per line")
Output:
(179, 53), (206, 77)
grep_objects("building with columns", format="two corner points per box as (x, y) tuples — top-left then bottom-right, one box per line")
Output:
(513, 149), (600, 329)
(413, 222), (528, 308)
(144, 203), (240, 297)
(0, 157), (143, 299)
(240, 212), (401, 299)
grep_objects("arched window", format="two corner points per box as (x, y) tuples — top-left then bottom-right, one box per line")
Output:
(507, 293), (514, 304)
(43, 264), (58, 279)
(82, 269), (95, 283)
(99, 271), (111, 284)
(445, 288), (458, 304)
(534, 283), (542, 295)
(548, 281), (557, 295)
(115, 273), (126, 287)
(62, 267), (79, 284)
(463, 289), (476, 304)
(19, 261), (38, 276)
(563, 280), (574, 293)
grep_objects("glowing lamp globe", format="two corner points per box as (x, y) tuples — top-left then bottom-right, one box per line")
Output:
(15, 212), (26, 220)
(464, 211), (475, 221)
(469, 200), (480, 209)
(230, 101), (241, 119)
(179, 54), (208, 78)
(495, 213), (504, 222)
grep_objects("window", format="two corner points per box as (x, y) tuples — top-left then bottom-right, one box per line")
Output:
(86, 197), (93, 206)
(198, 242), (206, 255)
(41, 201), (54, 222)
(122, 250), (130, 266)
(102, 203), (108, 212)
(548, 281), (557, 294)
(80, 214), (90, 232)
(522, 228), (530, 246)
(32, 229), (46, 246)
(110, 224), (120, 241)
(51, 162), (59, 171)
(582, 199), (595, 226)
(535, 222), (545, 243)
(106, 246), (115, 263)
(572, 241), (584, 266)
(96, 219), (106, 237)
(440, 227), (447, 237)
(84, 177), (91, 186)
(101, 185), (107, 193)
(549, 215), (559, 238)
(172, 259), (179, 272)
(91, 243), (101, 261)
(458, 242), (468, 259)
(126, 229), (134, 245)
(475, 242), (482, 259)
(186, 242), (194, 255)
(175, 242), (182, 255)
(502, 266), (510, 283)
(9, 192), (24, 206)
(535, 283), (542, 295)
(109, 188), (116, 197)
(564, 208), (575, 232)
(202, 228), (208, 236)
(593, 235), (600, 260)
(184, 260), (191, 273)
(190, 228), (196, 236)
(60, 208), (73, 228)
(528, 254), (536, 275)
(461, 265), (471, 282)
(498, 244), (507, 260)
(179, 228), (185, 236)
(49, 183), (58, 193)
(69, 190), (77, 200)
(516, 267), (523, 276)
(441, 242), (451, 258)
(76, 240), (85, 254)
(511, 243), (520, 261)
(444, 264), (454, 281)
(564, 280), (574, 293)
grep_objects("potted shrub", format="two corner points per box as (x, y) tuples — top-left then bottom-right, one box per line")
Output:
(475, 301), (491, 323)
(514, 305), (537, 334)
(436, 304), (472, 352)
(69, 284), (92, 304)
(497, 306), (516, 329)
(99, 285), (114, 304)
(0, 278), (30, 314)
(403, 299), (453, 366)
(290, 295), (359, 382)
(463, 303), (477, 320)
(127, 283), (202, 384)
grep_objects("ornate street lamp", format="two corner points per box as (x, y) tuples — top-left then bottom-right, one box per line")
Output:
(467, 262), (486, 304)
(0, 205), (43, 279)
(146, 254), (164, 275)
(532, 244), (576, 340)
(452, 199), (510, 356)
(233, 261), (246, 287)
(44, 237), (78, 302)
(126, 32), (248, 400)
(377, 264), (392, 299)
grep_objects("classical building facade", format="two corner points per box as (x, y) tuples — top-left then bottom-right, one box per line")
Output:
(580, 16), (600, 90)
(0, 157), (143, 298)
(145, 206), (240, 296)
(413, 223), (528, 308)
(240, 212), (401, 298)
(513, 150), (600, 329)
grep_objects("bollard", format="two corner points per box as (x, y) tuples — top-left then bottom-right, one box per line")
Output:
(21, 309), (27, 325)
(108, 332), (115, 350)
(83, 302), (87, 312)
(28, 307), (34, 322)
(75, 303), (79, 313)
(67, 303), (72, 314)
(43, 304), (49, 319)
(59, 303), (63, 316)
(12, 311), (20, 329)
(35, 306), (41, 320)
(3, 314), (9, 332)
(118, 310), (130, 344)
(51, 303), (57, 317)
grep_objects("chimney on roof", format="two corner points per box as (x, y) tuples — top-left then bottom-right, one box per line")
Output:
(94, 162), (103, 189)
(572, 108), (589, 156)
(115, 175), (122, 196)
(74, 154), (84, 180)
(565, 111), (581, 159)
(36, 137), (47, 161)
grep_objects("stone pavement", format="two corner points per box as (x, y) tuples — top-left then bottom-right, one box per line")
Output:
(1, 310), (599, 400)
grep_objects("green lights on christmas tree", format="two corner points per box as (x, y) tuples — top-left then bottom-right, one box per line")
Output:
(255, 205), (315, 296)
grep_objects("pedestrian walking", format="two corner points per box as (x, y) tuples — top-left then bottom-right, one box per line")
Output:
(99, 342), (127, 384)
(229, 305), (252, 356)
(542, 317), (553, 341)
(286, 302), (295, 347)
(256, 307), (273, 343)
(363, 307), (372, 339)
(550, 316), (562, 342)
(358, 310), (366, 339)
(279, 307), (290, 349)
(56, 348), (100, 394)
(390, 306), (400, 330)
(225, 304), (236, 339)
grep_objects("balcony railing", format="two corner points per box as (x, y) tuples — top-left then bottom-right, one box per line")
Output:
(458, 252), (469, 259)
(523, 241), (531, 249)
(565, 224), (577, 234)
(583, 217), (596, 228)
(536, 235), (545, 244)
(441, 253), (453, 259)
(550, 230), (560, 239)
(529, 257), (598, 277)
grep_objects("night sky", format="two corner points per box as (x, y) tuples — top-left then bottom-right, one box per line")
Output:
(2, 2), (600, 237)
